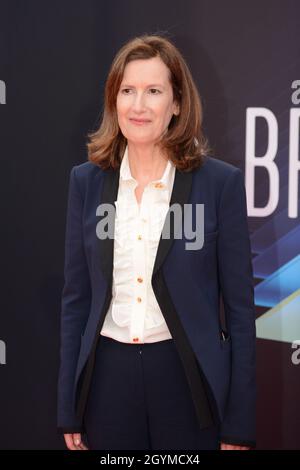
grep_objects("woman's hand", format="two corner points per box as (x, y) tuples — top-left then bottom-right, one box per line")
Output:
(64, 433), (88, 450)
(220, 442), (250, 450)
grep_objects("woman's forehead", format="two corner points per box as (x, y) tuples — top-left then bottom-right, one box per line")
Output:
(121, 58), (171, 82)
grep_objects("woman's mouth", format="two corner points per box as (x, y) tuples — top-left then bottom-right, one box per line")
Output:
(129, 118), (151, 125)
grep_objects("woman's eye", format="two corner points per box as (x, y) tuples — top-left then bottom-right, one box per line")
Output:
(120, 88), (161, 95)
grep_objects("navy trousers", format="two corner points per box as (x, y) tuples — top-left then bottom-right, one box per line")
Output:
(83, 335), (220, 450)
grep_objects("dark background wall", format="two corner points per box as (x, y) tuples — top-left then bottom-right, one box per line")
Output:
(0, 0), (299, 449)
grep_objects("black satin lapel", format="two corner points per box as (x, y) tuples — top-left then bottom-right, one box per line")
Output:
(152, 169), (194, 278)
(98, 167), (120, 283)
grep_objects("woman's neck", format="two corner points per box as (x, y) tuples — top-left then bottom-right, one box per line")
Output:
(127, 143), (168, 184)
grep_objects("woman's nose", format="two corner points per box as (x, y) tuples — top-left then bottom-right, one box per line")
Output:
(131, 92), (146, 111)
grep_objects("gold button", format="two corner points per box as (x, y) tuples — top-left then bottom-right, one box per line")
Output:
(137, 277), (143, 283)
(137, 234), (142, 240)
(137, 297), (142, 302)
(133, 337), (139, 342)
(154, 182), (164, 188)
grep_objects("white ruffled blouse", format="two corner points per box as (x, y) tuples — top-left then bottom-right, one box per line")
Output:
(100, 144), (176, 344)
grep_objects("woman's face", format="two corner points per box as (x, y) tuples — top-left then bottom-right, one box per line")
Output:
(116, 57), (179, 146)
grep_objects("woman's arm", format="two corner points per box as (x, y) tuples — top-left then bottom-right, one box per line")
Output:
(217, 168), (256, 448)
(57, 166), (92, 437)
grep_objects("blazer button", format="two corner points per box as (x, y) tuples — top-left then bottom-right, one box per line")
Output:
(133, 337), (139, 342)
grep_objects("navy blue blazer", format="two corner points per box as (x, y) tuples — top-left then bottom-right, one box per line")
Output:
(57, 154), (256, 447)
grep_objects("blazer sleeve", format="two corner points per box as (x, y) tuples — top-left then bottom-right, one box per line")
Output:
(217, 168), (257, 448)
(57, 166), (92, 433)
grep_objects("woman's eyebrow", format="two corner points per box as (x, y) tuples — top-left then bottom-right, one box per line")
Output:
(120, 83), (165, 89)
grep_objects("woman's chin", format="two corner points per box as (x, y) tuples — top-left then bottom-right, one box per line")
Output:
(126, 136), (157, 145)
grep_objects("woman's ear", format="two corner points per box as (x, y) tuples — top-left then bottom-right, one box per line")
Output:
(173, 104), (180, 116)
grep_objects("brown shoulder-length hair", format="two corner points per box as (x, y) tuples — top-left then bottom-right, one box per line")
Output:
(87, 34), (211, 171)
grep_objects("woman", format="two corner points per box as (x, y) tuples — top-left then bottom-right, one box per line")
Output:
(57, 34), (256, 450)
